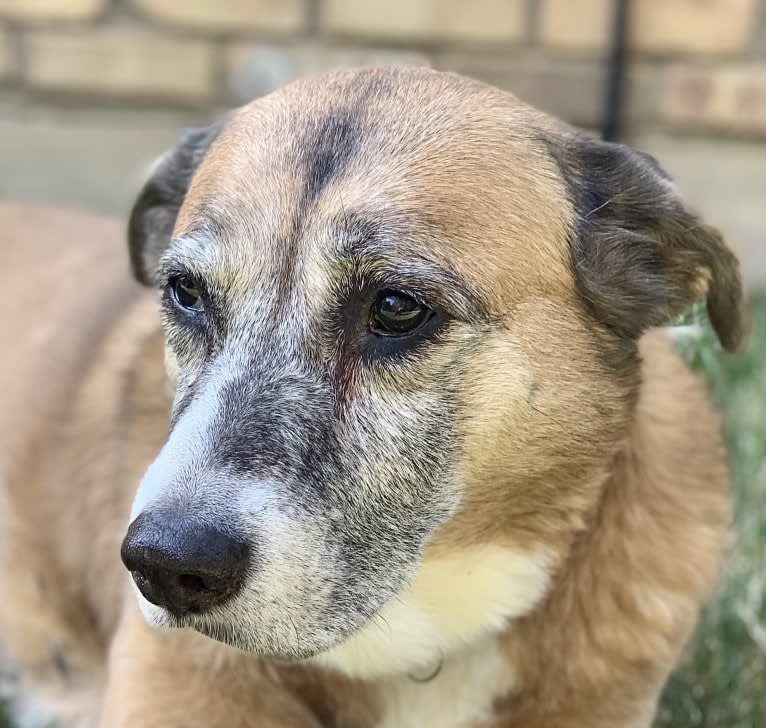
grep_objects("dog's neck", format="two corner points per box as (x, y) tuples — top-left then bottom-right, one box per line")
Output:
(372, 637), (515, 728)
(312, 543), (553, 681)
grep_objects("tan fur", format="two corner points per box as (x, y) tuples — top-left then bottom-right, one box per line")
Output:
(0, 67), (740, 728)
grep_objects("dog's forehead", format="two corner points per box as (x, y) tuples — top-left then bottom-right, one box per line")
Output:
(175, 68), (575, 309)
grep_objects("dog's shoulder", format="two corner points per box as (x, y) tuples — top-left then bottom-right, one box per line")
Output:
(597, 327), (730, 640)
(496, 327), (729, 725)
(636, 327), (728, 479)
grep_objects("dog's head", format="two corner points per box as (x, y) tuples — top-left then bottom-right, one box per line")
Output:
(121, 67), (747, 677)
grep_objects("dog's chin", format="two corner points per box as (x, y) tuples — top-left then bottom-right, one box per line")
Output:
(132, 583), (428, 675)
(134, 590), (441, 679)
(188, 619), (323, 660)
(134, 591), (337, 661)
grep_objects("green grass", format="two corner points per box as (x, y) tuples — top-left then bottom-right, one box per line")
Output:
(1, 298), (764, 728)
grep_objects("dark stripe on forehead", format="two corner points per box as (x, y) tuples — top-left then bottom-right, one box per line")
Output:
(297, 68), (396, 215)
(299, 107), (363, 215)
(270, 102), (367, 309)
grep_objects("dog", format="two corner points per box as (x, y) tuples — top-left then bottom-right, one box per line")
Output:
(0, 67), (748, 727)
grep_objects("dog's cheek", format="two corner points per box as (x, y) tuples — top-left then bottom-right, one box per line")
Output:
(338, 384), (460, 557)
(453, 304), (634, 545)
(457, 334), (538, 489)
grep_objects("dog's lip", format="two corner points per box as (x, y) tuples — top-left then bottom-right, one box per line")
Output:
(154, 592), (391, 661)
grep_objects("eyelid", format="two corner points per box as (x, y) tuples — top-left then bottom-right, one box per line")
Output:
(160, 267), (209, 300)
(373, 285), (431, 310)
(157, 235), (210, 289)
(335, 258), (485, 324)
(161, 265), (196, 288)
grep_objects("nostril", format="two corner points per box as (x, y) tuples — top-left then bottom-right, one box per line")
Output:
(176, 573), (208, 595)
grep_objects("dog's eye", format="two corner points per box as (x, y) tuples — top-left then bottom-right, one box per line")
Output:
(170, 275), (204, 312)
(370, 290), (432, 336)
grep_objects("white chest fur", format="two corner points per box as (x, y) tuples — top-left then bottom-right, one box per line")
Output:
(377, 639), (514, 728)
(315, 544), (553, 726)
(316, 544), (553, 680)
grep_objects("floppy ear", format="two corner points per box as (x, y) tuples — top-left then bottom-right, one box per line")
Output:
(551, 132), (749, 353)
(128, 123), (223, 286)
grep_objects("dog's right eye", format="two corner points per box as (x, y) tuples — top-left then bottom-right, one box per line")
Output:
(370, 290), (433, 337)
(170, 275), (204, 313)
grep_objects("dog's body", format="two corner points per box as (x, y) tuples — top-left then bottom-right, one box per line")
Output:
(0, 68), (747, 727)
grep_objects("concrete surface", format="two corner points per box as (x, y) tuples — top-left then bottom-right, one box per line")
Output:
(0, 102), (763, 289)
(0, 100), (209, 218)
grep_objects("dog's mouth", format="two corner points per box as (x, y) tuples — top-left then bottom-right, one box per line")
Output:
(154, 607), (344, 662)
(148, 591), (402, 666)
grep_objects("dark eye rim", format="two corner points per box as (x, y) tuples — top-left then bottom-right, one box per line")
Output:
(369, 289), (436, 338)
(167, 274), (205, 313)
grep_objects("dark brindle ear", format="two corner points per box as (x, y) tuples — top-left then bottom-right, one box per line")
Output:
(128, 123), (223, 286)
(551, 132), (749, 353)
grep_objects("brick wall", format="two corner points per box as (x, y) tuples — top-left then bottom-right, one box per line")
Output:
(0, 0), (765, 135)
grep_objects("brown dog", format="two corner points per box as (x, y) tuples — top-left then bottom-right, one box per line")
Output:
(0, 67), (748, 728)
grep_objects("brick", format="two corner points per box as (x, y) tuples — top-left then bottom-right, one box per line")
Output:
(633, 133), (766, 289)
(663, 65), (766, 135)
(24, 29), (213, 102)
(226, 43), (430, 102)
(755, 7), (766, 57)
(132, 0), (307, 33)
(0, 0), (104, 22)
(540, 0), (758, 55)
(634, 0), (758, 55)
(0, 28), (11, 79)
(437, 54), (655, 128)
(321, 0), (527, 43)
(539, 0), (612, 52)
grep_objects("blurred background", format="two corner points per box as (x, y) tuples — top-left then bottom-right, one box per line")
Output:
(0, 1), (764, 726)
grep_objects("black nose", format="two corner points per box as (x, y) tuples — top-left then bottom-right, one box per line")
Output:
(120, 511), (250, 616)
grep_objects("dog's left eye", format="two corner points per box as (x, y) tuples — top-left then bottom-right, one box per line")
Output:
(170, 275), (204, 313)
(370, 290), (432, 336)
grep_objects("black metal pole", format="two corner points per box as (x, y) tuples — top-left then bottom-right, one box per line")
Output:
(602, 0), (629, 142)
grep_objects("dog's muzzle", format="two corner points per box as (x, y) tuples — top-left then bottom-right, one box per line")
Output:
(121, 510), (250, 616)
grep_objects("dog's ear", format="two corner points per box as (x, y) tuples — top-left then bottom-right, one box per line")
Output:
(551, 132), (749, 353)
(128, 123), (223, 286)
